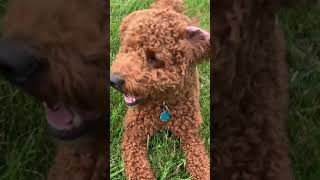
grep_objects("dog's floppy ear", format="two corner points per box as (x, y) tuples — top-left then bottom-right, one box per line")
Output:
(185, 26), (210, 62)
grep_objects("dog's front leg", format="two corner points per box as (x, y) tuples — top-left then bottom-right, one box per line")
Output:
(171, 125), (210, 180)
(183, 133), (210, 180)
(121, 128), (155, 180)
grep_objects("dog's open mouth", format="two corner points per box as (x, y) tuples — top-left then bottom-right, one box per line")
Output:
(124, 94), (144, 106)
(44, 102), (101, 140)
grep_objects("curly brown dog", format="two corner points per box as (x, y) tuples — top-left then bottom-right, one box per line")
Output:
(0, 0), (107, 179)
(111, 0), (210, 179)
(212, 0), (304, 179)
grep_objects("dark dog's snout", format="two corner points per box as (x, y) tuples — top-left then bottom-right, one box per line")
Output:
(0, 39), (43, 85)
(110, 73), (125, 91)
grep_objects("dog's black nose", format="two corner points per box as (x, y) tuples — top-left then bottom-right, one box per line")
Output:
(110, 73), (125, 91)
(0, 39), (43, 85)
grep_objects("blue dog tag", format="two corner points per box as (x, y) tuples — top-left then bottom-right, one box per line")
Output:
(160, 111), (170, 122)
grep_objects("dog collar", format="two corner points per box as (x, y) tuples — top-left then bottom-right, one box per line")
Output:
(160, 102), (170, 122)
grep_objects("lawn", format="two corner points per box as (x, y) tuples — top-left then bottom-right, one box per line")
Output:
(110, 0), (210, 179)
(279, 4), (320, 180)
(0, 0), (317, 180)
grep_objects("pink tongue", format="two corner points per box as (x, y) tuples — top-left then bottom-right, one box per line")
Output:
(46, 104), (74, 128)
(124, 95), (136, 104)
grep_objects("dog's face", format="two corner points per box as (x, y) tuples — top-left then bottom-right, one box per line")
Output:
(0, 0), (107, 140)
(111, 9), (210, 107)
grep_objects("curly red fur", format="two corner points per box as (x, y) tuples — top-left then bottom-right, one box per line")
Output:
(151, 0), (184, 12)
(111, 0), (210, 179)
(212, 0), (298, 179)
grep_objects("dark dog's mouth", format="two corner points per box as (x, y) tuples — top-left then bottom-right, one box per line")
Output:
(123, 94), (144, 106)
(44, 102), (101, 140)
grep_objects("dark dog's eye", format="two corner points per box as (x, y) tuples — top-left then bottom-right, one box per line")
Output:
(146, 51), (164, 68)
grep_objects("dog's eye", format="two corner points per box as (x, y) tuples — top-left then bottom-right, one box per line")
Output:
(146, 51), (164, 68)
(149, 53), (156, 61)
(147, 51), (157, 62)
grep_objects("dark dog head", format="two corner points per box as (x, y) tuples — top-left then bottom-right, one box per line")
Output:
(0, 0), (107, 140)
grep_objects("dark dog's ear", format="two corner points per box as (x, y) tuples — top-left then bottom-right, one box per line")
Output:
(185, 26), (210, 62)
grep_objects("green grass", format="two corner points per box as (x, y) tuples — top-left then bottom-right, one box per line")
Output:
(0, 0), (318, 180)
(110, 0), (210, 179)
(279, 4), (320, 180)
(0, 82), (53, 180)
